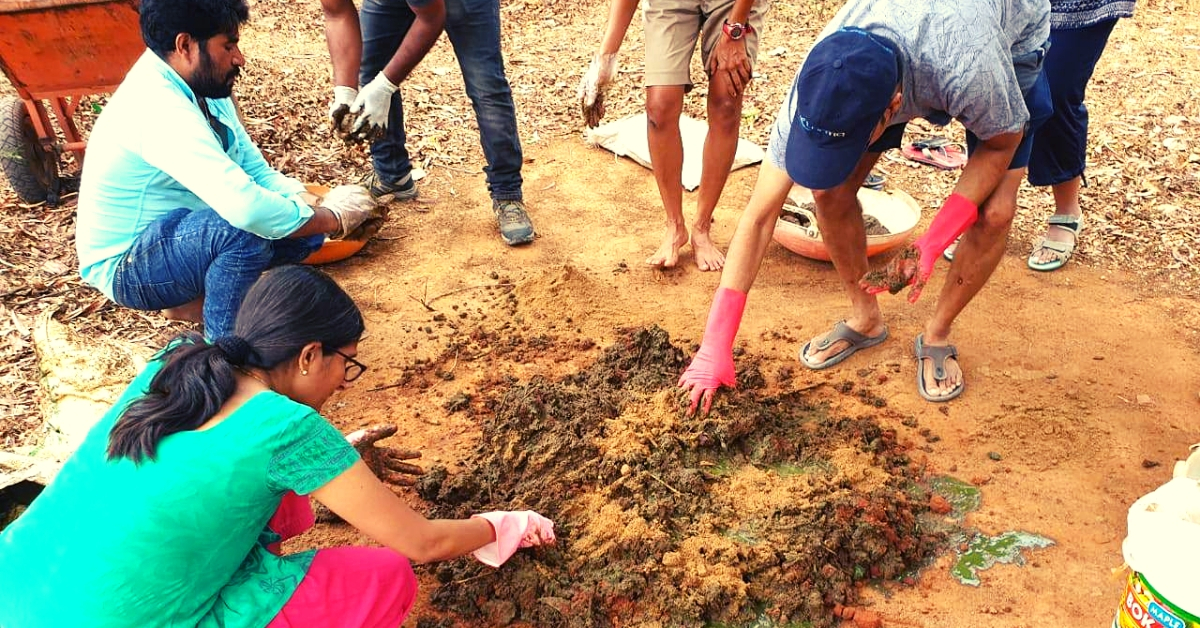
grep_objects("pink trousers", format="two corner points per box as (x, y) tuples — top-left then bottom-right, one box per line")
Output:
(265, 492), (418, 628)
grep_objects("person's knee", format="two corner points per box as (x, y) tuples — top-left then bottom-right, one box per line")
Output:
(706, 92), (741, 132)
(383, 555), (418, 615)
(218, 224), (274, 261)
(979, 195), (1018, 233)
(646, 96), (682, 132)
(811, 187), (859, 219)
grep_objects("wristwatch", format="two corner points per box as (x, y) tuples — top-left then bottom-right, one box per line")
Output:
(723, 20), (754, 40)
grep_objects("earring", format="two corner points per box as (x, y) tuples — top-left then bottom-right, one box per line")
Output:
(301, 370), (308, 376)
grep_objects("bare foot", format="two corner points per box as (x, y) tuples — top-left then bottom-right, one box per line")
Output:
(802, 317), (886, 367)
(918, 336), (963, 400)
(162, 297), (204, 324)
(646, 223), (689, 268)
(691, 229), (726, 272)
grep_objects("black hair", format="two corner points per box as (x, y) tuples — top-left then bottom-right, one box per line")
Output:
(107, 266), (365, 463)
(140, 0), (250, 59)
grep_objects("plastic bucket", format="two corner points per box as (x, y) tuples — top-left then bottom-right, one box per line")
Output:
(1113, 571), (1200, 628)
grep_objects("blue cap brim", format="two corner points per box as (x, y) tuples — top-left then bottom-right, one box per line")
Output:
(783, 120), (874, 191)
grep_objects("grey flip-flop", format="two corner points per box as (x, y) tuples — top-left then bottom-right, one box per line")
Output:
(914, 333), (964, 402)
(799, 321), (889, 370)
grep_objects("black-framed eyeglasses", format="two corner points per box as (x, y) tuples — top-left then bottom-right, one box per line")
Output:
(334, 350), (368, 382)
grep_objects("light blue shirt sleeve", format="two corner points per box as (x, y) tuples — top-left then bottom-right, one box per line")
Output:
(138, 96), (313, 239)
(216, 99), (307, 199)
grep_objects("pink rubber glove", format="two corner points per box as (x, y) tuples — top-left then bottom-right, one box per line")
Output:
(678, 287), (748, 415)
(471, 510), (556, 568)
(860, 193), (979, 303)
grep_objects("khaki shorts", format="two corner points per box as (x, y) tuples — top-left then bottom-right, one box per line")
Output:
(643, 0), (771, 88)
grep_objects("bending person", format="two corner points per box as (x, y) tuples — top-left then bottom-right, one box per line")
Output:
(0, 265), (554, 628)
(679, 0), (1052, 408)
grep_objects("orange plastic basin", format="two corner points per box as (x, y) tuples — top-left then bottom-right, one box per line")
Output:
(773, 186), (922, 262)
(300, 184), (367, 265)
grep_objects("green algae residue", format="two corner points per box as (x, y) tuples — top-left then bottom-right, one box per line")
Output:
(951, 531), (1055, 586)
(929, 475), (982, 517)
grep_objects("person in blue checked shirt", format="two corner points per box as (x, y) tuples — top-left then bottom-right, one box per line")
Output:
(76, 0), (386, 340)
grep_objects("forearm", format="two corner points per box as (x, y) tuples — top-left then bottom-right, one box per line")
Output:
(322, 0), (363, 88)
(381, 8), (445, 85)
(291, 206), (339, 238)
(413, 517), (495, 564)
(727, 0), (754, 25)
(951, 131), (1021, 206)
(718, 162), (794, 293)
(599, 0), (639, 54)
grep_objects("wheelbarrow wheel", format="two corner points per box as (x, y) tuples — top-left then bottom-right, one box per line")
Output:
(0, 96), (53, 204)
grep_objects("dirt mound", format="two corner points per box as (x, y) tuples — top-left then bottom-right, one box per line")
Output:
(416, 327), (944, 627)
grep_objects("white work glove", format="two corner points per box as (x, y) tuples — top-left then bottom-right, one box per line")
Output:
(329, 85), (358, 137)
(348, 72), (398, 143)
(320, 184), (385, 239)
(578, 52), (619, 128)
(471, 510), (556, 567)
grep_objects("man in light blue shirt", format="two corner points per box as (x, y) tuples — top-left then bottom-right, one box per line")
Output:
(76, 0), (383, 339)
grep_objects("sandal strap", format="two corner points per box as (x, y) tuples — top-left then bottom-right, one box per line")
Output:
(914, 137), (951, 149)
(1046, 213), (1083, 233)
(814, 320), (870, 350)
(1033, 237), (1075, 255)
(917, 342), (958, 380)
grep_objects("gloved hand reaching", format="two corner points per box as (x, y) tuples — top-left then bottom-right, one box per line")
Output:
(328, 85), (358, 137)
(578, 53), (619, 128)
(471, 510), (556, 567)
(348, 72), (398, 143)
(320, 184), (386, 239)
(677, 287), (747, 415)
(860, 193), (979, 303)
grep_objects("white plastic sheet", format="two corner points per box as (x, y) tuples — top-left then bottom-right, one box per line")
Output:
(585, 114), (765, 191)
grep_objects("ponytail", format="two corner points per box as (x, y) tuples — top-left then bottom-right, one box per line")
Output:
(106, 265), (364, 463)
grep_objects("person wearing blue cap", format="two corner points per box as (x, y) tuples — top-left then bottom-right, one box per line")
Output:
(678, 0), (1052, 408)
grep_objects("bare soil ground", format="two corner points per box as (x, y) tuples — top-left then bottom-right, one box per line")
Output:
(2, 0), (1200, 626)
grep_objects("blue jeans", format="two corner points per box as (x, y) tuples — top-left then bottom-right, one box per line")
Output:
(360, 0), (523, 200)
(1027, 19), (1118, 186)
(111, 208), (323, 339)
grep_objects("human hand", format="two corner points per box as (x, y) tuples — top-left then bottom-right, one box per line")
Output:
(320, 184), (386, 239)
(860, 245), (933, 303)
(343, 216), (385, 242)
(708, 35), (752, 98)
(677, 287), (747, 415)
(678, 342), (737, 416)
(471, 510), (557, 567)
(860, 193), (978, 303)
(579, 52), (619, 128)
(329, 85), (358, 137)
(346, 424), (425, 486)
(347, 72), (398, 143)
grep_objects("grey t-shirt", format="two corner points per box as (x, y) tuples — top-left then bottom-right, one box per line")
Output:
(768, 0), (1050, 169)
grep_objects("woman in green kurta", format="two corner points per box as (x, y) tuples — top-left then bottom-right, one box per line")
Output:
(0, 266), (554, 628)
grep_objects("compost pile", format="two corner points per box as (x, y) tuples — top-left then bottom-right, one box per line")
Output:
(416, 327), (943, 627)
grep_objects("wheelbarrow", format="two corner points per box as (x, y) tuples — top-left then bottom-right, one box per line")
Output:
(0, 0), (144, 205)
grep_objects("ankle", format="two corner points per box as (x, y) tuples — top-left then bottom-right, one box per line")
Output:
(922, 324), (951, 345)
